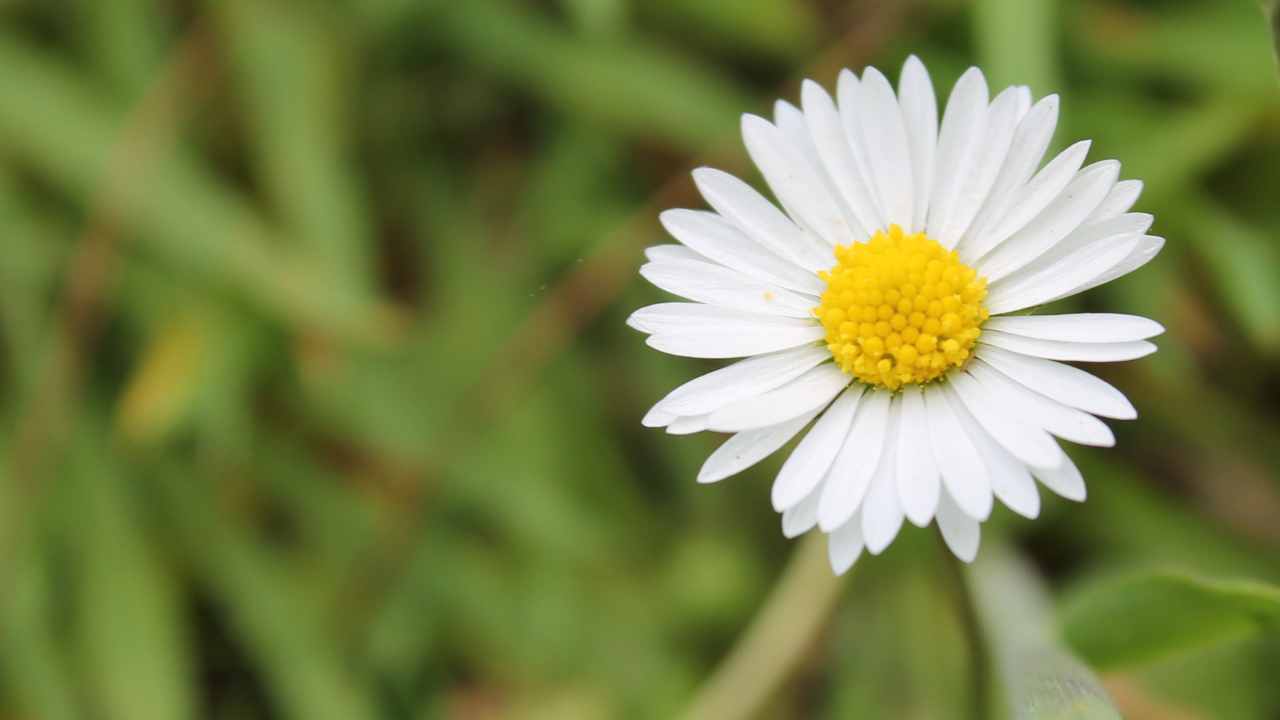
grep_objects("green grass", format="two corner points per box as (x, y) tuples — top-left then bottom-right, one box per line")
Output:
(1, 0), (1279, 717)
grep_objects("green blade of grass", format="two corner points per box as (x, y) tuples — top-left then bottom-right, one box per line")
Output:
(424, 0), (751, 151)
(70, 432), (195, 720)
(970, 544), (1121, 720)
(0, 33), (395, 344)
(210, 0), (374, 287)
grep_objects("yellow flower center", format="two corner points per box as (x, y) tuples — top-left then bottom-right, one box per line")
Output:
(814, 225), (989, 390)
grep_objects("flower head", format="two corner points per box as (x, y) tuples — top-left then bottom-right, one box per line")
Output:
(630, 57), (1163, 574)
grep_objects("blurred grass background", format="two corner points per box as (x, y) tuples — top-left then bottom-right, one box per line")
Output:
(0, 0), (1278, 718)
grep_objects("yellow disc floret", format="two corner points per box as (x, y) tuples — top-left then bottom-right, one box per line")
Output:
(814, 224), (989, 390)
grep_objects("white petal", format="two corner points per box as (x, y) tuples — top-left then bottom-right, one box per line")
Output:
(968, 359), (1116, 447)
(837, 70), (891, 228)
(659, 209), (824, 295)
(647, 330), (824, 360)
(1013, 85), (1033, 119)
(898, 55), (937, 233)
(984, 314), (1163, 343)
(897, 384), (941, 527)
(925, 384), (993, 520)
(631, 303), (826, 358)
(984, 234), (1144, 315)
(980, 330), (1156, 363)
(827, 512), (865, 575)
(965, 139), (1089, 262)
(697, 410), (819, 484)
(856, 67), (914, 229)
(978, 160), (1120, 282)
(817, 389), (892, 531)
(801, 79), (884, 234)
(692, 167), (832, 272)
(774, 99), (870, 240)
(773, 100), (823, 173)
(645, 244), (704, 263)
(945, 384), (1040, 519)
(741, 115), (857, 249)
(666, 415), (709, 435)
(1032, 445), (1087, 501)
(771, 385), (866, 510)
(654, 345), (829, 416)
(1008, 213), (1153, 279)
(948, 369), (1060, 468)
(1090, 179), (1143, 222)
(781, 484), (822, 538)
(640, 259), (816, 318)
(935, 491), (981, 563)
(862, 395), (905, 554)
(957, 95), (1059, 261)
(708, 364), (849, 432)
(976, 345), (1137, 420)
(926, 67), (989, 243)
(939, 86), (1021, 247)
(1067, 235), (1164, 297)
(642, 407), (676, 428)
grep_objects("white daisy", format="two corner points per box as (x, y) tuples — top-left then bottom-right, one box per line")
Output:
(629, 56), (1165, 574)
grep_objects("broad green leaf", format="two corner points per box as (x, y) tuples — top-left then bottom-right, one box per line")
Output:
(1062, 571), (1280, 670)
(971, 544), (1121, 720)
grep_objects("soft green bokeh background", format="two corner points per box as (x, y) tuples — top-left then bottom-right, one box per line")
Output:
(0, 0), (1278, 718)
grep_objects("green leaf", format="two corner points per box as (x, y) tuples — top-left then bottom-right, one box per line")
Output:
(970, 544), (1121, 720)
(1062, 571), (1280, 670)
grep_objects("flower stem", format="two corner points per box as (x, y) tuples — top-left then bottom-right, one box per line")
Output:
(678, 533), (843, 720)
(939, 534), (993, 720)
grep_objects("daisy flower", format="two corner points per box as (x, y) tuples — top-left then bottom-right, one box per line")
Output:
(629, 57), (1164, 574)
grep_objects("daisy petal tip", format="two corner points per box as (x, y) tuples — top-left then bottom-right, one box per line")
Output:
(829, 554), (857, 576)
(695, 468), (725, 485)
(689, 166), (721, 188)
(861, 64), (890, 86)
(864, 533), (893, 556)
(958, 65), (988, 88)
(770, 487), (792, 513)
(828, 540), (862, 576)
(641, 408), (674, 428)
(903, 508), (933, 528)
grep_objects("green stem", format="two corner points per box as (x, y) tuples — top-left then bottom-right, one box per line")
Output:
(678, 533), (844, 720)
(940, 535), (994, 720)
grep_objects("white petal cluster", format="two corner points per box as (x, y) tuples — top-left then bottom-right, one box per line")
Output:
(630, 57), (1163, 573)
